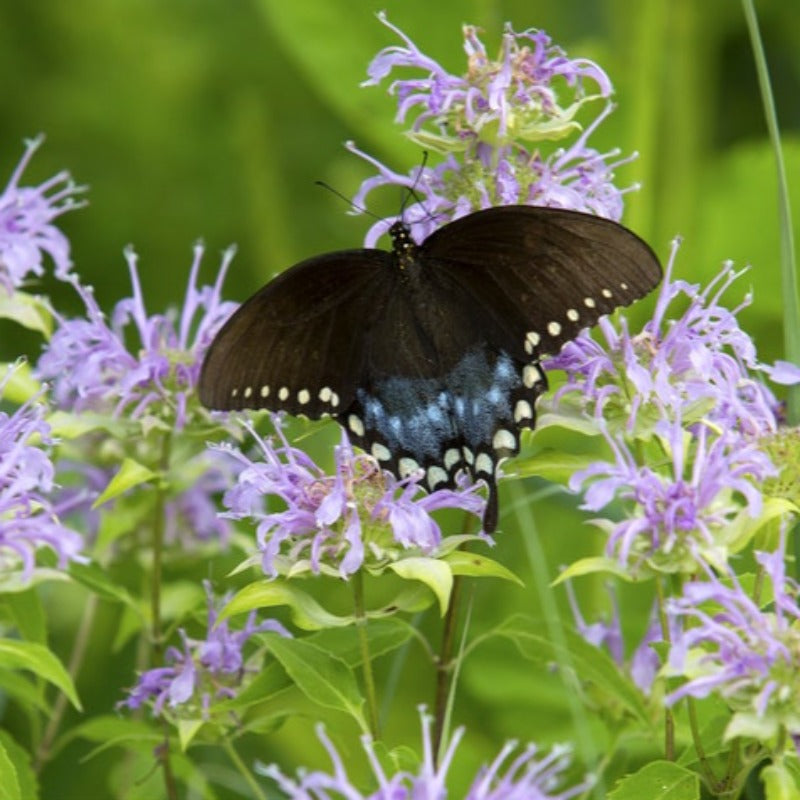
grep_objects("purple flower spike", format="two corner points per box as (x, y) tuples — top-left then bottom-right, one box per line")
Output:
(547, 240), (788, 436)
(260, 706), (593, 799)
(569, 416), (775, 574)
(218, 419), (486, 578)
(0, 135), (86, 290)
(366, 13), (611, 151)
(350, 17), (632, 246)
(36, 242), (238, 429)
(120, 581), (289, 718)
(0, 368), (84, 581)
(666, 533), (800, 744)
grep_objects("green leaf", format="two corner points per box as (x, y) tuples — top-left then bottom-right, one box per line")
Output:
(264, 632), (366, 729)
(388, 557), (453, 616)
(46, 410), (132, 440)
(92, 457), (158, 508)
(0, 668), (50, 714)
(513, 449), (599, 484)
(553, 556), (634, 584)
(68, 561), (139, 609)
(3, 588), (47, 643)
(221, 581), (354, 630)
(443, 550), (524, 585)
(308, 617), (416, 666)
(0, 290), (52, 337)
(728, 497), (799, 554)
(0, 361), (41, 404)
(0, 639), (81, 711)
(68, 716), (161, 760)
(0, 739), (21, 800)
(608, 761), (700, 800)
(761, 762), (800, 800)
(0, 731), (36, 800)
(177, 719), (204, 752)
(496, 615), (650, 725)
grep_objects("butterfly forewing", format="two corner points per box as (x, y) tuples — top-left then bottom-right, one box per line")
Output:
(199, 250), (393, 416)
(421, 206), (662, 358)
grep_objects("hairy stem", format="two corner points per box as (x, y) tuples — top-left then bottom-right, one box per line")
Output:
(352, 569), (380, 739)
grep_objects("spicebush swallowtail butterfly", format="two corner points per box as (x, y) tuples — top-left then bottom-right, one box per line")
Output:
(199, 205), (662, 532)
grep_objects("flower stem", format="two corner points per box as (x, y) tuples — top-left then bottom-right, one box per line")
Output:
(34, 593), (99, 771)
(432, 573), (462, 765)
(222, 737), (268, 800)
(151, 431), (172, 661)
(655, 577), (675, 761)
(352, 569), (380, 739)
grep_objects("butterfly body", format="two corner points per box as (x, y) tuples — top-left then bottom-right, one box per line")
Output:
(200, 206), (662, 532)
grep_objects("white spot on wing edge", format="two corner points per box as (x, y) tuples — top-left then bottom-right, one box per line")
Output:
(547, 321), (561, 337)
(398, 456), (420, 478)
(298, 389), (310, 405)
(475, 452), (493, 476)
(278, 386), (289, 401)
(348, 414), (365, 438)
(523, 364), (542, 388)
(444, 447), (461, 471)
(371, 442), (391, 462)
(492, 429), (516, 451)
(427, 465), (448, 489)
(566, 308), (579, 322)
(260, 385), (270, 398)
(514, 399), (533, 423)
(243, 386), (253, 399)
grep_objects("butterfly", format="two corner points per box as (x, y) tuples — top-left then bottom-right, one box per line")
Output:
(199, 205), (662, 533)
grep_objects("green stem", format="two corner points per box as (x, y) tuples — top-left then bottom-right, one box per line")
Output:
(654, 577), (675, 761)
(742, 0), (800, 423)
(687, 697), (723, 791)
(352, 570), (380, 739)
(222, 738), (268, 800)
(151, 432), (173, 661)
(34, 593), (99, 771)
(432, 573), (462, 765)
(151, 432), (176, 799)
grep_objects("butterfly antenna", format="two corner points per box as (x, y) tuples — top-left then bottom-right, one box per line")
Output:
(399, 151), (437, 225)
(315, 180), (383, 222)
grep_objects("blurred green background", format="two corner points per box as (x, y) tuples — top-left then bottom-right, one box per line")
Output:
(1, 1), (799, 797)
(2, 0), (799, 356)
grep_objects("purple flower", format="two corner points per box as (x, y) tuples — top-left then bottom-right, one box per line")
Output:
(0, 135), (86, 290)
(365, 14), (611, 151)
(36, 242), (237, 429)
(565, 581), (661, 694)
(260, 707), (592, 799)
(218, 419), (486, 578)
(120, 581), (289, 718)
(665, 538), (800, 744)
(569, 416), (775, 574)
(350, 17), (631, 246)
(0, 368), (83, 581)
(547, 240), (787, 436)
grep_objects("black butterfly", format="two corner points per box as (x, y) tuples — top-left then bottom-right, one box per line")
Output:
(199, 205), (662, 533)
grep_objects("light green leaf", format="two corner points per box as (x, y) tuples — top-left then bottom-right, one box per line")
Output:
(0, 361), (41, 404)
(388, 557), (453, 616)
(309, 617), (416, 666)
(70, 716), (161, 760)
(0, 732), (35, 800)
(728, 497), (799, 554)
(177, 719), (204, 752)
(761, 763), (800, 800)
(0, 739), (21, 800)
(608, 761), (700, 800)
(264, 632), (366, 729)
(92, 458), (158, 508)
(3, 588), (47, 643)
(0, 290), (52, 337)
(443, 550), (524, 585)
(553, 556), (634, 584)
(0, 639), (81, 710)
(68, 561), (139, 610)
(46, 410), (132, 440)
(221, 581), (354, 630)
(0, 668), (50, 713)
(512, 449), (599, 484)
(533, 411), (604, 437)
